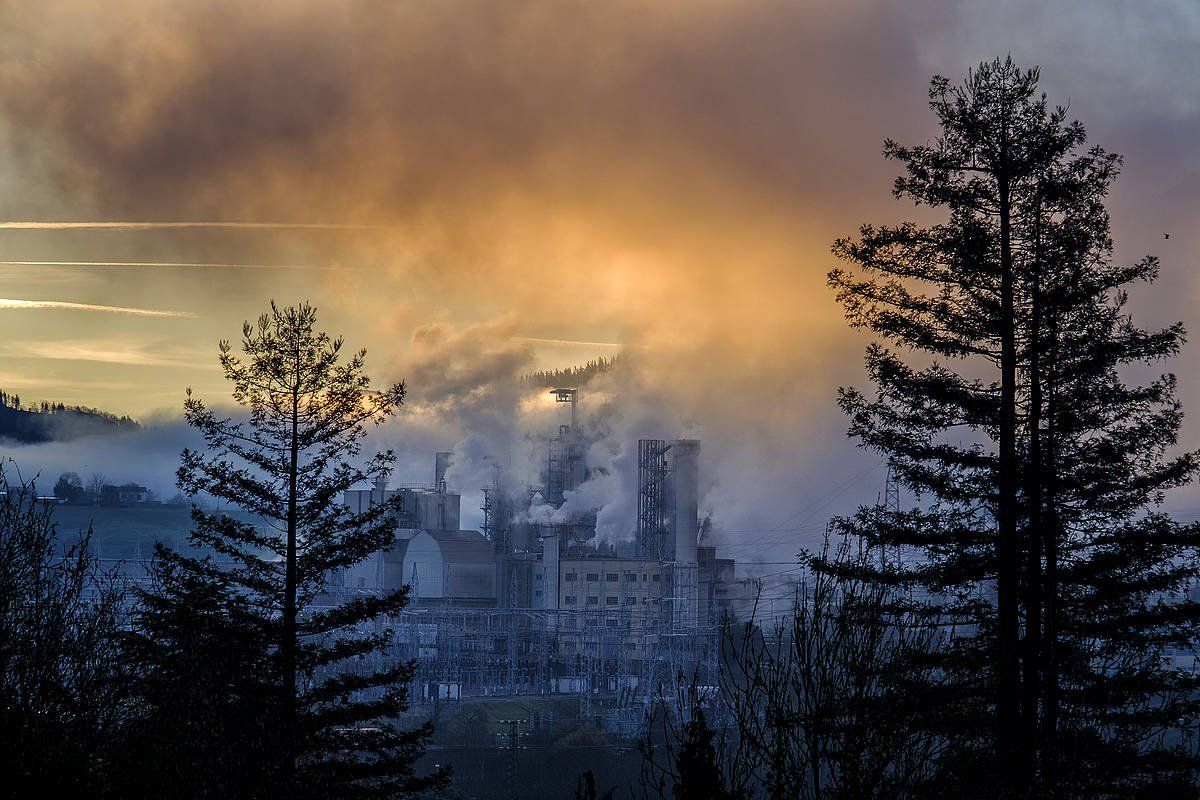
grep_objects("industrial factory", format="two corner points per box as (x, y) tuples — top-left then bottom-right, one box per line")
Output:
(332, 389), (751, 724)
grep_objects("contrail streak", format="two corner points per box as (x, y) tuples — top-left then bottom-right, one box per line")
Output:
(0, 260), (328, 270)
(516, 336), (623, 348)
(0, 298), (195, 318)
(0, 221), (379, 230)
(3, 339), (203, 368)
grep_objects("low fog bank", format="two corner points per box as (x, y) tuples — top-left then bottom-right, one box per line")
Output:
(0, 316), (892, 571)
(2, 416), (201, 501)
(10, 312), (1200, 574)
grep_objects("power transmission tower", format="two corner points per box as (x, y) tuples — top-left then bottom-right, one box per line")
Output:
(882, 464), (901, 513)
(876, 466), (902, 570)
(509, 569), (518, 694)
(580, 656), (593, 721)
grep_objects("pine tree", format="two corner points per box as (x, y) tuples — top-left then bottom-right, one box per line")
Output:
(139, 302), (446, 798)
(115, 548), (282, 799)
(1023, 101), (1200, 795)
(672, 707), (730, 800)
(826, 57), (1200, 795)
(575, 770), (616, 800)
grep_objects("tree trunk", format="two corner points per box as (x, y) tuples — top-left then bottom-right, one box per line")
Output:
(1022, 199), (1044, 783)
(283, 370), (300, 787)
(1041, 311), (1061, 790)
(996, 171), (1023, 781)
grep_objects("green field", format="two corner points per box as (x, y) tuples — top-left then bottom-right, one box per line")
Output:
(50, 505), (262, 560)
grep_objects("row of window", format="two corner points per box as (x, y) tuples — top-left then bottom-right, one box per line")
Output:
(564, 571), (661, 583)
(563, 595), (648, 606)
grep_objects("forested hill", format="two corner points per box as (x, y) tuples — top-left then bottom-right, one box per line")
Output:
(0, 390), (139, 443)
(521, 355), (620, 388)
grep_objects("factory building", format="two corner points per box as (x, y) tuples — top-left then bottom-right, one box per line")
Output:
(398, 530), (496, 603)
(555, 557), (664, 660)
(339, 529), (495, 604)
(338, 454), (490, 603)
(343, 453), (460, 532)
(332, 390), (753, 709)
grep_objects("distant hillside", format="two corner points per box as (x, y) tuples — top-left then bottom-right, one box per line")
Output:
(0, 389), (139, 444)
(521, 355), (620, 389)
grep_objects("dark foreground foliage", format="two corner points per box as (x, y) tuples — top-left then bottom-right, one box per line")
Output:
(122, 302), (448, 798)
(625, 55), (1200, 800)
(825, 56), (1200, 796)
(0, 468), (126, 797)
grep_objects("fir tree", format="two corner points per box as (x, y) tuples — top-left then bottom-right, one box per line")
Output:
(115, 550), (282, 799)
(826, 57), (1200, 795)
(575, 770), (616, 800)
(140, 302), (446, 798)
(1023, 100), (1200, 795)
(671, 707), (730, 800)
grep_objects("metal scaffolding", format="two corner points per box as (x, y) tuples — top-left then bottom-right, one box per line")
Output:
(482, 463), (512, 553)
(636, 439), (671, 560)
(546, 389), (586, 506)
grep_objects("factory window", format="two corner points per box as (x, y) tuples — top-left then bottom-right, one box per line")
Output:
(535, 590), (542, 598)
(624, 573), (636, 582)
(652, 574), (661, 582)
(624, 597), (636, 605)
(565, 571), (577, 581)
(606, 596), (618, 606)
(641, 597), (649, 604)
(565, 595), (577, 605)
(606, 618), (620, 629)
(642, 573), (648, 582)
(606, 573), (618, 582)
(536, 574), (542, 581)
(586, 596), (599, 606)
(586, 573), (599, 582)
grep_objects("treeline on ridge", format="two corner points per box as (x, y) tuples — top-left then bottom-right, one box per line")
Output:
(0, 389), (139, 444)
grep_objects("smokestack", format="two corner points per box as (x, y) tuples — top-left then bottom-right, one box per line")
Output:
(670, 439), (700, 565)
(373, 473), (388, 506)
(435, 452), (453, 492)
(541, 532), (560, 613)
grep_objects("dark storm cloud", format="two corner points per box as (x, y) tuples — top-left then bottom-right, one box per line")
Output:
(0, 2), (925, 221)
(0, 0), (1196, 560)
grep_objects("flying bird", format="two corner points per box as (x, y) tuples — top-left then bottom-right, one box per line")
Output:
(1164, 233), (1170, 239)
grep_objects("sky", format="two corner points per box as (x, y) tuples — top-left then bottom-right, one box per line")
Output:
(0, 1), (1197, 563)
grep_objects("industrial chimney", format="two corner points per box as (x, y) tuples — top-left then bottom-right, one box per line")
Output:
(670, 439), (700, 564)
(435, 452), (453, 492)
